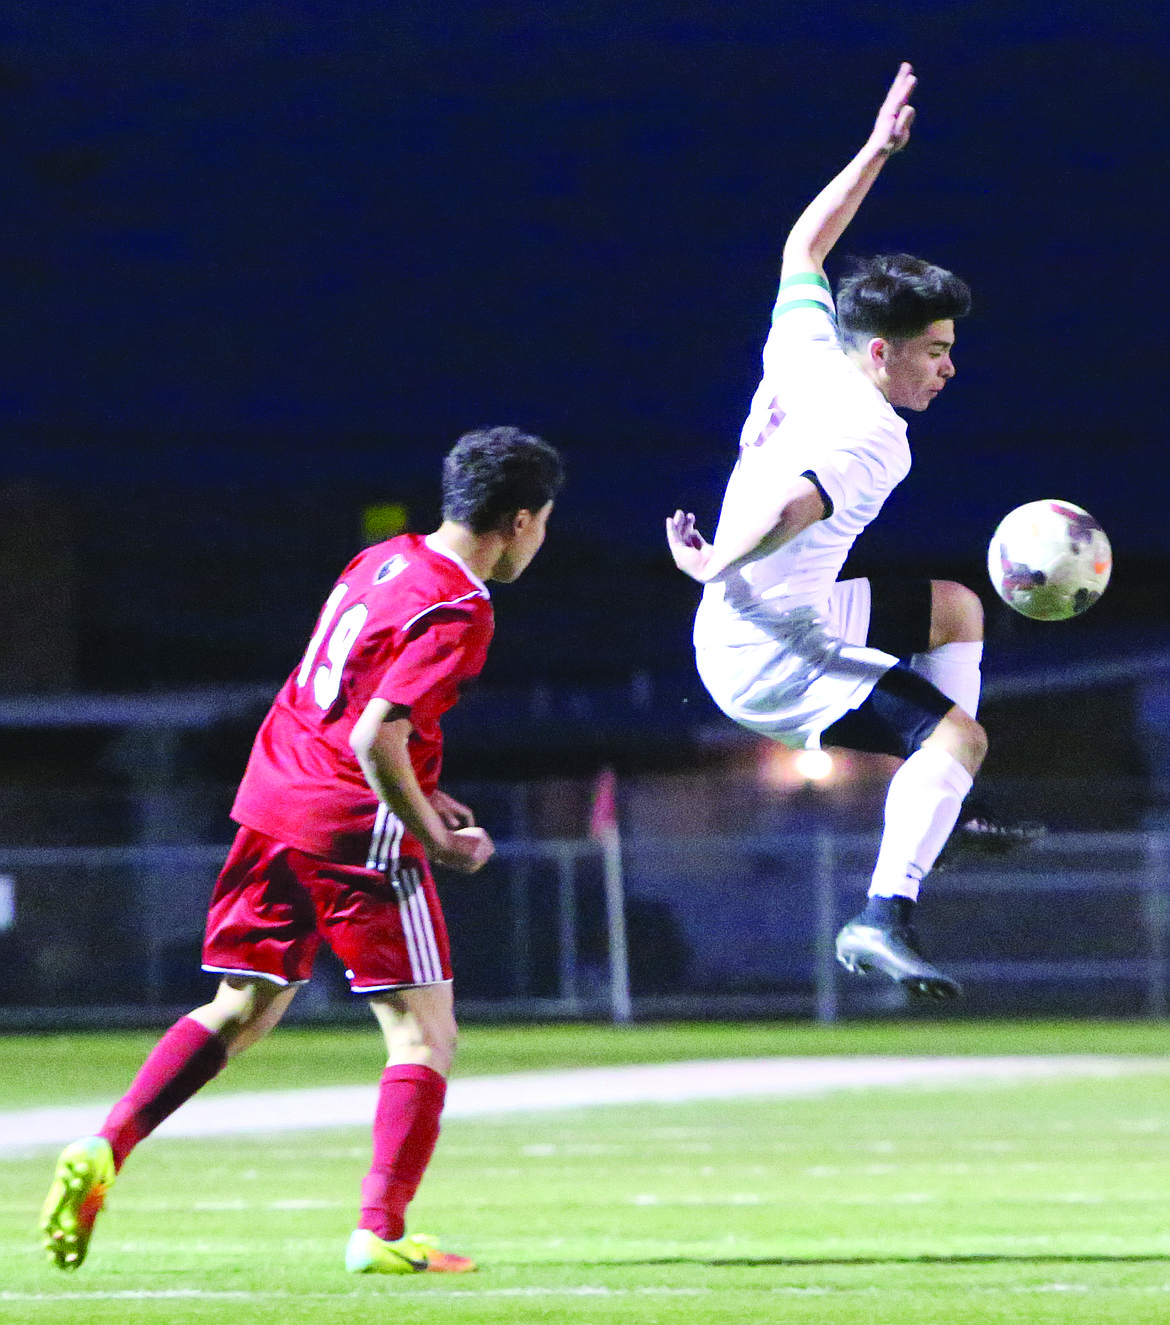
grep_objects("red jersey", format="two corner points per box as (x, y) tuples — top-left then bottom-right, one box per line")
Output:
(231, 533), (493, 865)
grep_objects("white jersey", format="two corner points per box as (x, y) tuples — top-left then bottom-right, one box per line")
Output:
(694, 273), (909, 648)
(692, 273), (911, 747)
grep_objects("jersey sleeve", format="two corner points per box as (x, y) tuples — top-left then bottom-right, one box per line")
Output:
(799, 437), (894, 522)
(373, 608), (487, 725)
(761, 273), (841, 371)
(738, 273), (854, 449)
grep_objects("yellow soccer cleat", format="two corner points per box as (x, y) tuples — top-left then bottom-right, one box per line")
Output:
(41, 1136), (116, 1271)
(345, 1228), (477, 1274)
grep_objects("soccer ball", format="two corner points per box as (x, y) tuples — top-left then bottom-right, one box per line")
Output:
(987, 500), (1112, 621)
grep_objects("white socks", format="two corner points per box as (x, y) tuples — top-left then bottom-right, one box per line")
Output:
(866, 638), (982, 903)
(868, 746), (974, 901)
(909, 640), (983, 718)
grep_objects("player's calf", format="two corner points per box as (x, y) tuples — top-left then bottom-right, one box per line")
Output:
(836, 710), (981, 1000)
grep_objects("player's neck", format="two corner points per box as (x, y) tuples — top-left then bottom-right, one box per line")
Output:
(846, 348), (891, 401)
(429, 522), (505, 582)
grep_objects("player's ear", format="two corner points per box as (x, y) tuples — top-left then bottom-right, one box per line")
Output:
(496, 509), (529, 540)
(868, 335), (889, 367)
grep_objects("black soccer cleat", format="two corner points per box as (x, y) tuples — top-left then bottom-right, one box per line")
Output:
(835, 917), (962, 1001)
(932, 800), (1046, 873)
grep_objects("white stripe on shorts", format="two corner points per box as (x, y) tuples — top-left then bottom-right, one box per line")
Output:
(394, 864), (442, 984)
(369, 814), (443, 983)
(366, 804), (387, 869)
(408, 866), (442, 983)
(366, 803), (405, 871)
(396, 867), (424, 981)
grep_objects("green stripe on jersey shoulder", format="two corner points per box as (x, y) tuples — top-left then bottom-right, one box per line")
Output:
(778, 272), (831, 293)
(774, 296), (835, 315)
(772, 297), (837, 325)
(773, 272), (835, 323)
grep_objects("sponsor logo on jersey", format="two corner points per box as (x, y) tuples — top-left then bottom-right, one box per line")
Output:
(374, 554), (409, 584)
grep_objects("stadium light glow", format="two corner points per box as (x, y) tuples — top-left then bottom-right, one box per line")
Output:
(794, 749), (834, 782)
(759, 744), (840, 789)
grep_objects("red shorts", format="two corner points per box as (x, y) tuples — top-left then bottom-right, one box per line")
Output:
(202, 826), (452, 992)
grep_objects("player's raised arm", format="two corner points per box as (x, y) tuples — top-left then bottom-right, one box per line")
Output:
(781, 62), (916, 282)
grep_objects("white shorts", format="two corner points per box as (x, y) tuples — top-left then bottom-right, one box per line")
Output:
(822, 576), (873, 646)
(694, 578), (897, 750)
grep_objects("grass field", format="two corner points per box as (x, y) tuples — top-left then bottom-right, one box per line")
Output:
(4, 1020), (1170, 1324)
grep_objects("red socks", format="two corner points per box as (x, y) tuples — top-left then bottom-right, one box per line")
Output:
(358, 1063), (447, 1242)
(99, 1016), (227, 1171)
(96, 1021), (445, 1243)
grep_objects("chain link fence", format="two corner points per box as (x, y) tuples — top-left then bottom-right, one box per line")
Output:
(2, 826), (1168, 1028)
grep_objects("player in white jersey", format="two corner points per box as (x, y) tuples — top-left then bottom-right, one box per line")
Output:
(667, 64), (991, 998)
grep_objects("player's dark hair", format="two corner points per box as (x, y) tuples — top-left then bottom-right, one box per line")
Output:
(836, 253), (971, 348)
(442, 427), (565, 533)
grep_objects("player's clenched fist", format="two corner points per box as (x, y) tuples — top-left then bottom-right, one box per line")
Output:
(436, 826), (495, 873)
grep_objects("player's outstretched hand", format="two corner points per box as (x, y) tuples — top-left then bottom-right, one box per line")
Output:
(435, 826), (495, 873)
(868, 61), (916, 156)
(430, 787), (476, 829)
(665, 509), (712, 582)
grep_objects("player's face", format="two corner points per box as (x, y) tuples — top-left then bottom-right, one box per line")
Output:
(882, 320), (956, 411)
(492, 501), (553, 582)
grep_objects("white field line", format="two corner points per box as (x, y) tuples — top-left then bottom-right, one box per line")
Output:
(2, 1056), (1167, 1155)
(7, 1285), (1170, 1302)
(0, 1288), (716, 1301)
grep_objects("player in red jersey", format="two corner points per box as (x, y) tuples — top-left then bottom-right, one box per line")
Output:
(41, 427), (564, 1276)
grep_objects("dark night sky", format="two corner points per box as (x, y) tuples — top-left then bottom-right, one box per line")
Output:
(0, 1), (1167, 568)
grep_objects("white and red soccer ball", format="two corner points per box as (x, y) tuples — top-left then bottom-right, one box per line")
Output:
(987, 500), (1112, 621)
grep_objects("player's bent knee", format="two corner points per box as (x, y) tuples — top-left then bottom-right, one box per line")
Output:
(930, 580), (984, 647)
(385, 1025), (456, 1075)
(967, 716), (988, 766)
(951, 709), (987, 769)
(220, 975), (288, 1015)
(192, 976), (295, 1049)
(372, 988), (458, 1076)
(925, 705), (987, 775)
